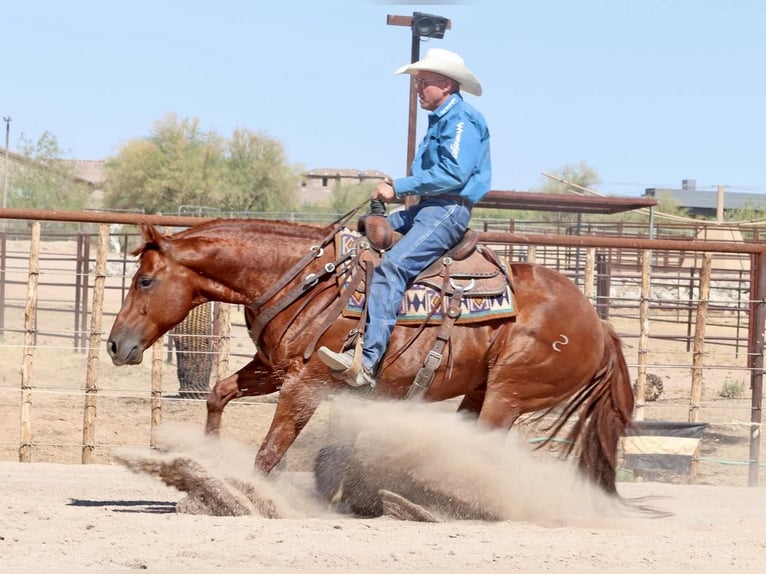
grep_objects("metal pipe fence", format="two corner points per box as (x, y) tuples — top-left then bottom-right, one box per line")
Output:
(0, 209), (762, 486)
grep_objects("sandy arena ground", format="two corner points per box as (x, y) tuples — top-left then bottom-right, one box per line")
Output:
(1, 419), (766, 571)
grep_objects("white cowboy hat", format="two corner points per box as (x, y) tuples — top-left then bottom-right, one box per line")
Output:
(395, 48), (482, 96)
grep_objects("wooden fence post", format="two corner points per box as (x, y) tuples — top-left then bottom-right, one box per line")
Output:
(214, 302), (231, 384)
(150, 337), (165, 448)
(19, 222), (40, 462)
(689, 252), (712, 423)
(81, 224), (109, 463)
(635, 249), (652, 422)
(688, 252), (712, 481)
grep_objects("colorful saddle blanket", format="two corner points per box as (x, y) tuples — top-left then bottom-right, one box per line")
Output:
(336, 228), (516, 325)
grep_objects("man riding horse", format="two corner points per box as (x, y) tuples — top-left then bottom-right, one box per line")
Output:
(318, 48), (491, 388)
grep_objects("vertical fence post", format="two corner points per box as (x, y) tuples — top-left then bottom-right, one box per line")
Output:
(119, 231), (130, 300)
(635, 249), (652, 422)
(526, 245), (537, 264)
(81, 224), (109, 464)
(584, 247), (595, 301)
(688, 252), (712, 481)
(213, 302), (231, 384)
(689, 253), (712, 423)
(150, 336), (165, 448)
(0, 231), (6, 334)
(79, 235), (91, 352)
(686, 267), (696, 352)
(19, 222), (40, 462)
(74, 233), (83, 350)
(595, 252), (611, 320)
(748, 252), (766, 487)
(736, 269), (745, 358)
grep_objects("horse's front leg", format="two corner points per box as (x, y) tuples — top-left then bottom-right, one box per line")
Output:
(254, 368), (326, 474)
(456, 383), (486, 420)
(206, 356), (281, 435)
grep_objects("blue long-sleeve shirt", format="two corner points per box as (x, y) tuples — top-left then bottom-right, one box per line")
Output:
(393, 93), (491, 205)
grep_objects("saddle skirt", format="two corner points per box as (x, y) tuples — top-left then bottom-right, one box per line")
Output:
(335, 227), (516, 325)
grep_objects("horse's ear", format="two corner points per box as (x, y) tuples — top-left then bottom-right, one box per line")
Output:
(132, 223), (167, 256)
(140, 223), (160, 244)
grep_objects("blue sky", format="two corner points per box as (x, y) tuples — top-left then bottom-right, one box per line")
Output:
(4, 0), (765, 196)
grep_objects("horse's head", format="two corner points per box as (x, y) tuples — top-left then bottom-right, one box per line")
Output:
(107, 223), (202, 366)
(108, 217), (331, 366)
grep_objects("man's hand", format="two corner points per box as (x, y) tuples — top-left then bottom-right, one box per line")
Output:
(371, 179), (396, 203)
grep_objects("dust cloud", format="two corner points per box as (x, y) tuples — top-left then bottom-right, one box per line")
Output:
(117, 395), (629, 525)
(324, 396), (626, 525)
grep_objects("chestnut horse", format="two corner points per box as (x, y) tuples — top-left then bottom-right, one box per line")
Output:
(106, 218), (634, 494)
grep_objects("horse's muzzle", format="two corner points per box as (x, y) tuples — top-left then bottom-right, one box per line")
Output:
(106, 337), (145, 366)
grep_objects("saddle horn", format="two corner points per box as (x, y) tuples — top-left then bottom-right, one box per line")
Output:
(358, 199), (395, 251)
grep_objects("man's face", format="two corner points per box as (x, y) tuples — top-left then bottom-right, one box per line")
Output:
(412, 71), (452, 111)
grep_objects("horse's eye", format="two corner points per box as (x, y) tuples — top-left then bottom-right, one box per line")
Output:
(138, 276), (154, 290)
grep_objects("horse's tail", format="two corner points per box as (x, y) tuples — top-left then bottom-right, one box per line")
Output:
(541, 320), (634, 495)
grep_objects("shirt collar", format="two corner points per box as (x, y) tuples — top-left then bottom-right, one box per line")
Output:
(428, 93), (462, 125)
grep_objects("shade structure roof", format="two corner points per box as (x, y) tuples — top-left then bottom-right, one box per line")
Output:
(473, 190), (657, 215)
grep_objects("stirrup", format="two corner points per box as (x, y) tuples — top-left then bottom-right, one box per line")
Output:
(320, 338), (373, 388)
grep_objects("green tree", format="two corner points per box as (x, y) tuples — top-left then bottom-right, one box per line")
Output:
(103, 114), (223, 213)
(103, 114), (300, 214)
(218, 128), (300, 212)
(329, 181), (374, 214)
(8, 131), (90, 210)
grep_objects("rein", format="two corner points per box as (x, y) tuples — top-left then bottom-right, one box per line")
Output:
(247, 201), (368, 348)
(249, 201), (366, 311)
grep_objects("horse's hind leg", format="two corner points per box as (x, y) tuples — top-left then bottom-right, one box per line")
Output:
(477, 396), (521, 430)
(460, 380), (522, 432)
(205, 356), (280, 435)
(475, 375), (522, 431)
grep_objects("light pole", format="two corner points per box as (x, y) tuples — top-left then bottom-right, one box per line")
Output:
(3, 116), (10, 210)
(386, 13), (451, 178)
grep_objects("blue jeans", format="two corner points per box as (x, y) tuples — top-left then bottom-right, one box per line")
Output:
(361, 198), (472, 372)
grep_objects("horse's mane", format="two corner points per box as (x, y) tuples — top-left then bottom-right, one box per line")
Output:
(133, 218), (332, 257)
(173, 218), (330, 241)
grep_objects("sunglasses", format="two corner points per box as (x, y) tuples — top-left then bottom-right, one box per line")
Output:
(412, 77), (448, 89)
